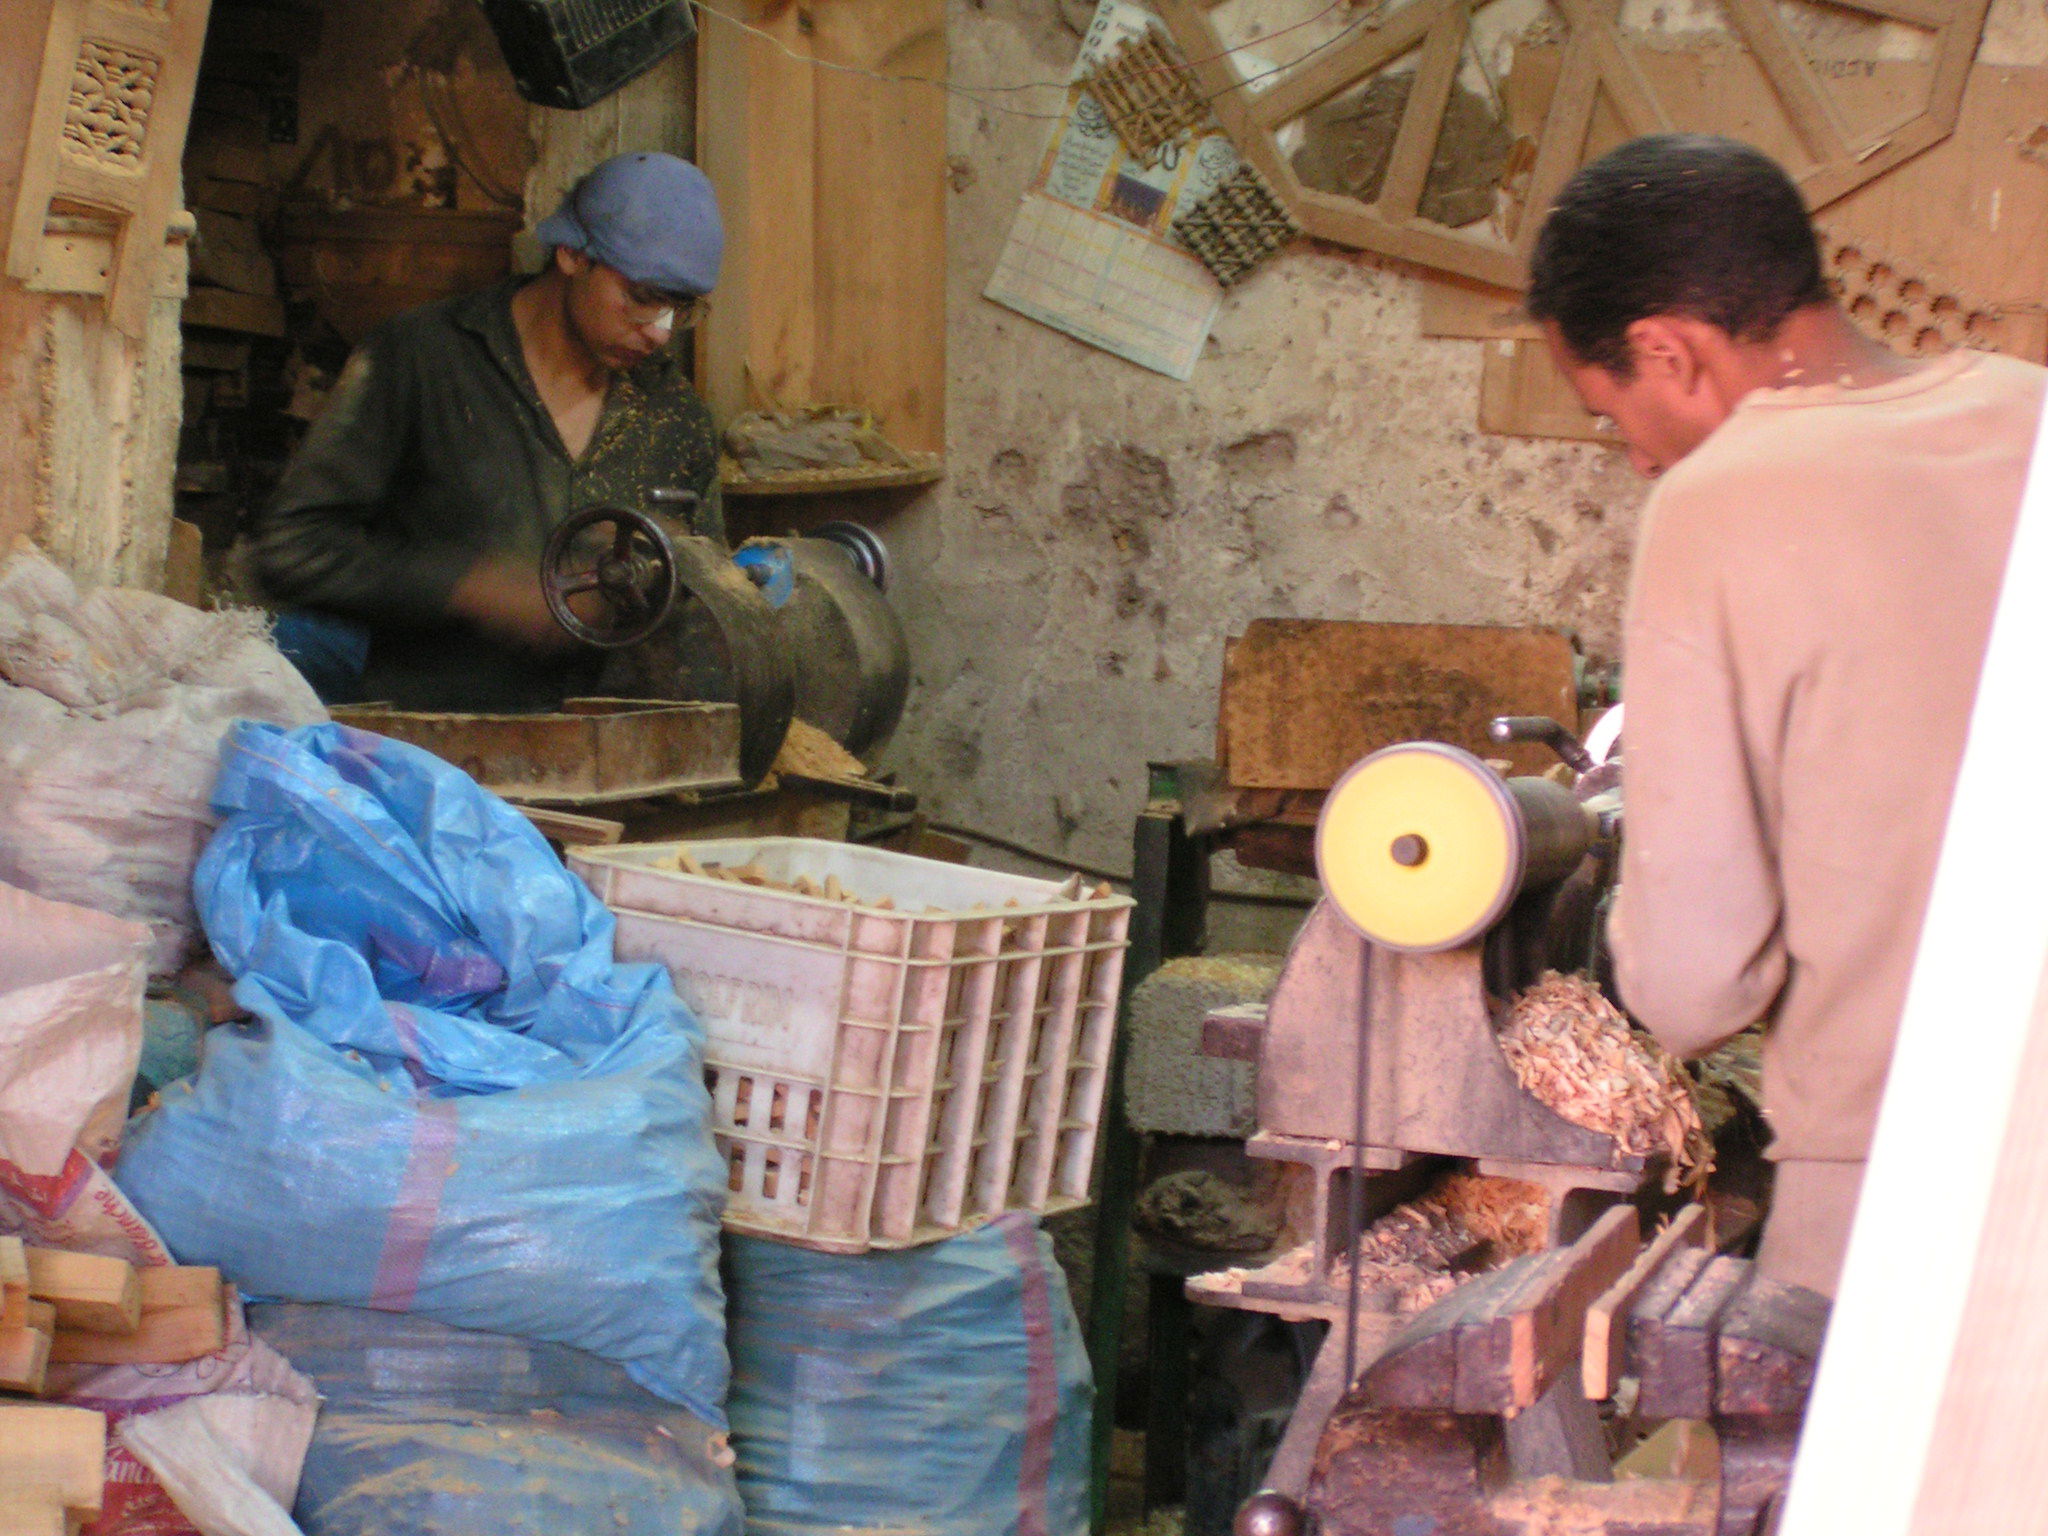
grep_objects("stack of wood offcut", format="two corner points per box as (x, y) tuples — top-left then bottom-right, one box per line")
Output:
(1498, 972), (1713, 1193)
(1, 1236), (227, 1400)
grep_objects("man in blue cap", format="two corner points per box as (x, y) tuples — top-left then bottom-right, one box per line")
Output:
(256, 151), (725, 709)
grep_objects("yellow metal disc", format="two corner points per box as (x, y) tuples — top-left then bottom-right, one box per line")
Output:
(1315, 743), (1521, 951)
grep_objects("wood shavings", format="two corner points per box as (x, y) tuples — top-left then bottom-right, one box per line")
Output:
(1079, 30), (1208, 165)
(1499, 972), (1712, 1194)
(1333, 1173), (1549, 1314)
(1172, 164), (1301, 287)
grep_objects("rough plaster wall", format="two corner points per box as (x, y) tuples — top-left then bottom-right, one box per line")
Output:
(875, 0), (1645, 890)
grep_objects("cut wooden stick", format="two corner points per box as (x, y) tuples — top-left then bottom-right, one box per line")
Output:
(1583, 1203), (1710, 1401)
(0, 1321), (52, 1395)
(0, 1237), (27, 1331)
(0, 1403), (105, 1516)
(49, 1300), (223, 1367)
(23, 1251), (139, 1337)
(1506, 1203), (1641, 1410)
(135, 1266), (221, 1314)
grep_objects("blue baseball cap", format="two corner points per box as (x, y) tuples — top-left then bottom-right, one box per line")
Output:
(535, 152), (723, 297)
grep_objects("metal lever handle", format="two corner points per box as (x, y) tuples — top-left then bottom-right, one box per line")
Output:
(1488, 715), (1596, 775)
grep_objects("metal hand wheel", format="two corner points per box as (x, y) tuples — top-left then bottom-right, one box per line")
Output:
(541, 505), (682, 648)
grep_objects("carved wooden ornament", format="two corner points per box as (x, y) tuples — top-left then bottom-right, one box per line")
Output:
(1155, 0), (1991, 291)
(6, 0), (213, 337)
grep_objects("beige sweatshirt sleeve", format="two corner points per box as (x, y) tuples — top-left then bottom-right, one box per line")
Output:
(1609, 483), (1789, 1059)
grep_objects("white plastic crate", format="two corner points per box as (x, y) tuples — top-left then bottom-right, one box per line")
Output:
(569, 838), (1133, 1253)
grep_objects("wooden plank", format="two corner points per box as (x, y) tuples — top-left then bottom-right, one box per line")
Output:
(1364, 1257), (1538, 1411)
(1219, 619), (1579, 788)
(1584, 1204), (1709, 1400)
(1506, 1204), (1640, 1410)
(519, 806), (625, 847)
(697, 0), (945, 458)
(1635, 1254), (1749, 1420)
(1250, 0), (1448, 131)
(1623, 1243), (1709, 1387)
(24, 1250), (139, 1337)
(1418, 278), (1539, 341)
(0, 1237), (25, 1331)
(0, 1322), (51, 1395)
(1454, 1249), (1574, 1413)
(1479, 338), (1621, 444)
(0, 1404), (104, 1515)
(1374, 0), (1471, 223)
(1511, 31), (1602, 258)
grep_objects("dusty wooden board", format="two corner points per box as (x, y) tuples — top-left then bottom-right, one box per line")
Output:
(1479, 337), (1619, 444)
(1218, 619), (1580, 789)
(697, 0), (946, 461)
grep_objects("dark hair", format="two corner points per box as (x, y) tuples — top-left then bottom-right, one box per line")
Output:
(1526, 135), (1829, 374)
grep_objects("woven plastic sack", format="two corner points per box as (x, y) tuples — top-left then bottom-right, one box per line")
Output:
(0, 547), (324, 973)
(249, 1303), (744, 1536)
(725, 1215), (1091, 1536)
(115, 721), (729, 1422)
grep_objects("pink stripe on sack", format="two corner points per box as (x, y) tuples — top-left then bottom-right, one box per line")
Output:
(1004, 1215), (1060, 1536)
(369, 1097), (461, 1310)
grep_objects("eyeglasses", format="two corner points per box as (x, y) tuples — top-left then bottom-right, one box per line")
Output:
(618, 276), (708, 332)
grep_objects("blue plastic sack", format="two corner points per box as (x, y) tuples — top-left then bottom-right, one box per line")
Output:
(725, 1215), (1092, 1536)
(116, 720), (729, 1422)
(251, 1302), (745, 1536)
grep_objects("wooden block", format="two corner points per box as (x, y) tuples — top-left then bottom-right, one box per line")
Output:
(1584, 1204), (1710, 1400)
(1, 1238), (25, 1330)
(1635, 1254), (1751, 1420)
(24, 1250), (140, 1337)
(518, 807), (625, 847)
(135, 1266), (221, 1314)
(0, 1404), (105, 1515)
(1419, 277), (1541, 341)
(164, 520), (205, 608)
(1362, 1259), (1535, 1411)
(24, 1302), (55, 1333)
(0, 1323), (51, 1395)
(1505, 1204), (1640, 1411)
(0, 1492), (69, 1536)
(49, 1301), (223, 1367)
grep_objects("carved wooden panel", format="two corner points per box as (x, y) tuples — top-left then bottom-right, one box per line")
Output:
(6, 0), (211, 337)
(1156, 0), (1992, 291)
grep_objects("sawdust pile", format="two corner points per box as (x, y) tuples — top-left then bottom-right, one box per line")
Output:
(773, 718), (867, 780)
(1499, 972), (1711, 1194)
(1334, 1173), (1548, 1314)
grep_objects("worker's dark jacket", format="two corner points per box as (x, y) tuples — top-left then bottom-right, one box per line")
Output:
(256, 279), (723, 711)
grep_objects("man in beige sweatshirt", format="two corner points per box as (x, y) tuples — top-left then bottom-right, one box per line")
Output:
(1526, 135), (2045, 1296)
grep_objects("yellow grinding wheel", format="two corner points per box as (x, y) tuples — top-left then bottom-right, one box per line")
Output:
(1315, 742), (1522, 952)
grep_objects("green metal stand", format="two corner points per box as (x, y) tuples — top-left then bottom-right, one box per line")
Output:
(1086, 777), (1213, 1532)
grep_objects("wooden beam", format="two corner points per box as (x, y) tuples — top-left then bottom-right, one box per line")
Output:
(1583, 1204), (1708, 1400)
(1249, 0), (1449, 131)
(50, 1302), (223, 1367)
(1550, 0), (1670, 139)
(1776, 363), (2048, 1536)
(1512, 33), (1601, 258)
(0, 1237), (26, 1331)
(24, 1249), (139, 1337)
(1373, 0), (1471, 223)
(0, 1322), (51, 1396)
(1717, 0), (1855, 163)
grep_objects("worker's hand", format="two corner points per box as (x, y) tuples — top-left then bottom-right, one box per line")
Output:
(448, 558), (578, 651)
